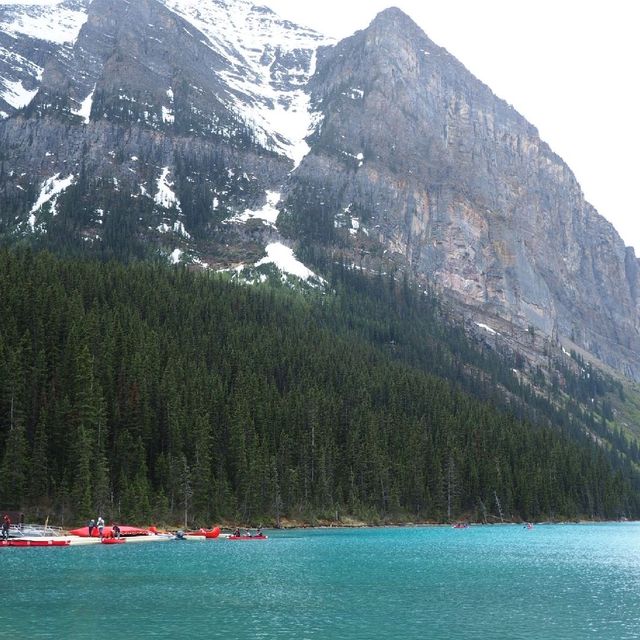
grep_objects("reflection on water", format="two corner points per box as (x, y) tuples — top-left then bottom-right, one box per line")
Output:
(2, 523), (640, 639)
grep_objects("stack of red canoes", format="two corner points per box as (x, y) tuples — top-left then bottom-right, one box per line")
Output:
(69, 525), (151, 538)
(0, 539), (70, 547)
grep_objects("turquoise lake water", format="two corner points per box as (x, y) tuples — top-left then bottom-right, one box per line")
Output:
(2, 523), (640, 639)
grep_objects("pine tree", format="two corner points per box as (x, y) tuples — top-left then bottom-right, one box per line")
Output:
(29, 410), (50, 506)
(0, 419), (29, 508)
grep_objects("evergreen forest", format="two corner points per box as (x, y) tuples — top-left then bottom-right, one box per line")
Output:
(1, 247), (639, 528)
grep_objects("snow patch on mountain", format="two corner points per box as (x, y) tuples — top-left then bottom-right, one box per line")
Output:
(160, 0), (331, 166)
(222, 51), (320, 167)
(162, 86), (174, 124)
(29, 173), (75, 228)
(0, 46), (44, 81)
(0, 77), (38, 109)
(475, 322), (499, 336)
(72, 84), (94, 123)
(255, 242), (323, 282)
(0, 0), (89, 45)
(161, 105), (174, 124)
(157, 220), (190, 239)
(227, 190), (281, 226)
(154, 167), (182, 211)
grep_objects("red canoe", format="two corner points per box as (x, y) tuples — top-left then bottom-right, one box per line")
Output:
(101, 537), (126, 545)
(1, 539), (70, 547)
(69, 525), (150, 538)
(228, 535), (268, 541)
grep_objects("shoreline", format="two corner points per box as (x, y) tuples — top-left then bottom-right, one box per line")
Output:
(5, 519), (635, 547)
(8, 517), (633, 544)
(215, 516), (637, 531)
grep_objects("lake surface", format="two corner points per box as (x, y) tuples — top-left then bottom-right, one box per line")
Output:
(2, 523), (640, 639)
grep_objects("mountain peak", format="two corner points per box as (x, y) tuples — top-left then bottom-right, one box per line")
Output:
(368, 6), (422, 35)
(358, 6), (439, 59)
(373, 6), (413, 22)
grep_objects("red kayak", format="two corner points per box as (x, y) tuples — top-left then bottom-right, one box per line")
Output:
(101, 537), (126, 545)
(187, 526), (221, 539)
(228, 535), (268, 540)
(1, 539), (70, 547)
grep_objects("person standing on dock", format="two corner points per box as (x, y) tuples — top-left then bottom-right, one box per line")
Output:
(88, 518), (95, 537)
(96, 516), (105, 539)
(1, 514), (10, 540)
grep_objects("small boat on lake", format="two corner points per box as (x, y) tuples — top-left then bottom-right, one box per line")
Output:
(101, 537), (125, 545)
(228, 534), (268, 540)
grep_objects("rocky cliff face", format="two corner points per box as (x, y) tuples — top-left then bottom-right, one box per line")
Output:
(285, 8), (640, 378)
(1, 3), (639, 378)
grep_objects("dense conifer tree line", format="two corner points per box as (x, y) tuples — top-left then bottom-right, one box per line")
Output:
(0, 247), (638, 527)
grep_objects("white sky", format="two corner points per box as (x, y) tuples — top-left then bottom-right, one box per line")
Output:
(266, 0), (640, 252)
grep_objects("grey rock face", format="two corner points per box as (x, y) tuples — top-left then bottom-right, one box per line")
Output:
(287, 8), (640, 378)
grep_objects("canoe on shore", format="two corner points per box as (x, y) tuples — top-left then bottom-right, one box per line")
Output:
(1, 539), (70, 548)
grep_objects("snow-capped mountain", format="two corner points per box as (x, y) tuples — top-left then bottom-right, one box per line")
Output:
(0, 0), (330, 284)
(1, 0), (640, 380)
(1, 0), (328, 162)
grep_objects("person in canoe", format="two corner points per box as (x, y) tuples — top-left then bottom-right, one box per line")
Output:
(233, 528), (241, 537)
(112, 524), (121, 539)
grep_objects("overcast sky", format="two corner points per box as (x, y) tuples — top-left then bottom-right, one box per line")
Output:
(266, 0), (640, 252)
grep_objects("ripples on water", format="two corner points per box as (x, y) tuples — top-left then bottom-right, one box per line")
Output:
(1, 524), (640, 639)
